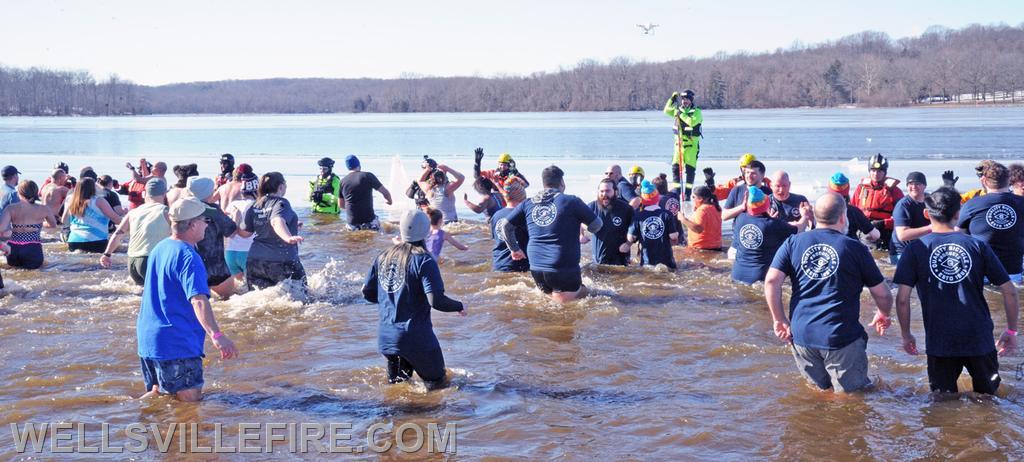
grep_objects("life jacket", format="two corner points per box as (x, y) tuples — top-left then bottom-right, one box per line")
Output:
(960, 188), (985, 204)
(853, 177), (902, 219)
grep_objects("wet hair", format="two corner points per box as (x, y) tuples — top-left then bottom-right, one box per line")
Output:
(173, 164), (199, 188)
(1009, 163), (1024, 186)
(924, 187), (962, 224)
(258, 171), (287, 200)
(379, 241), (428, 287)
(541, 165), (564, 188)
(598, 177), (616, 191)
(652, 174), (670, 195)
(814, 192), (847, 225)
(17, 180), (39, 203)
(983, 161), (1009, 189)
(98, 174), (115, 188)
(692, 185), (720, 211)
(427, 208), (444, 227)
(746, 160), (766, 174)
(67, 177), (99, 218)
(473, 177), (496, 195)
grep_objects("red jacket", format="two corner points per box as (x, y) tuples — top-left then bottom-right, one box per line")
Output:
(851, 177), (904, 229)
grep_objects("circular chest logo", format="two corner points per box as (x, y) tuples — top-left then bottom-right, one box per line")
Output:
(380, 261), (406, 294)
(789, 207), (801, 219)
(641, 216), (665, 240)
(531, 203), (558, 227)
(611, 215), (623, 227)
(799, 244), (840, 280)
(986, 204), (1017, 230)
(929, 243), (973, 284)
(664, 198), (680, 215)
(738, 224), (763, 250)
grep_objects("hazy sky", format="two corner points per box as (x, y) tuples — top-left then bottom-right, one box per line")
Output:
(2, 0), (1021, 86)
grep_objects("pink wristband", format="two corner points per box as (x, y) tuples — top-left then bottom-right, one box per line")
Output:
(1006, 329), (1017, 336)
(212, 331), (224, 340)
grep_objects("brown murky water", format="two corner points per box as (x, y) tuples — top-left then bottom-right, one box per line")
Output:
(3, 210), (1024, 460)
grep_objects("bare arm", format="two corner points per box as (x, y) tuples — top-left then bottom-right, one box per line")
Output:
(895, 225), (932, 243)
(271, 216), (302, 244)
(722, 204), (745, 221)
(678, 211), (704, 234)
(445, 233), (469, 251)
(95, 197), (123, 222)
(764, 268), (792, 342)
(101, 215), (132, 264)
(894, 284), (918, 354)
(442, 165), (465, 194)
(0, 209), (10, 237)
(997, 281), (1020, 355)
(191, 295), (238, 359)
(463, 194), (488, 213)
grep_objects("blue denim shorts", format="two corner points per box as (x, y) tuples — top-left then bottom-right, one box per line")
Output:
(140, 357), (204, 394)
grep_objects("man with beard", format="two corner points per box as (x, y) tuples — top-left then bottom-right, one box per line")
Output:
(581, 178), (633, 266)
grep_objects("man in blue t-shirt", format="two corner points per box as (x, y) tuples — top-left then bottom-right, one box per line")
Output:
(894, 187), (1019, 394)
(626, 180), (679, 269)
(722, 160), (772, 222)
(765, 192), (894, 393)
(582, 178), (633, 266)
(890, 172), (931, 264)
(770, 171), (810, 224)
(137, 198), (239, 402)
(957, 162), (1024, 283)
(503, 165), (602, 303)
(491, 177), (530, 272)
(732, 186), (805, 284)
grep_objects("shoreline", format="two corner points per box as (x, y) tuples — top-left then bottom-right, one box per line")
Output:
(3, 101), (1023, 118)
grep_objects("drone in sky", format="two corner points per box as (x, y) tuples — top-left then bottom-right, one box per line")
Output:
(636, 23), (659, 35)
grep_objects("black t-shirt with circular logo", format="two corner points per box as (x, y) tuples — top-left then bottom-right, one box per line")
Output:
(770, 228), (885, 350)
(893, 232), (1009, 356)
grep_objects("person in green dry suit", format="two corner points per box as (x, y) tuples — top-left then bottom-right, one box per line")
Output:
(663, 89), (703, 202)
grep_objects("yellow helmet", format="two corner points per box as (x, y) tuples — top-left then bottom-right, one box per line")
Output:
(739, 153), (757, 167)
(497, 152), (513, 164)
(629, 165), (645, 176)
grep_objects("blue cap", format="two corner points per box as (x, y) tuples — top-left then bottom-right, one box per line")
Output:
(345, 155), (360, 170)
(829, 172), (849, 187)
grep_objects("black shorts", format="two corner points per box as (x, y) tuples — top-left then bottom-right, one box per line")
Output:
(530, 270), (583, 294)
(68, 240), (108, 253)
(7, 242), (44, 269)
(927, 351), (1001, 394)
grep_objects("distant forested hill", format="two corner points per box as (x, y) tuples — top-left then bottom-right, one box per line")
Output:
(2, 23), (1022, 116)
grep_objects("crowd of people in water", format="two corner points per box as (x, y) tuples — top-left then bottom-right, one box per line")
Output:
(0, 87), (1016, 439)
(2, 140), (1023, 401)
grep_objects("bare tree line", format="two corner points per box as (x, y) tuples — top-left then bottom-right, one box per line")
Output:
(1, 23), (1022, 116)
